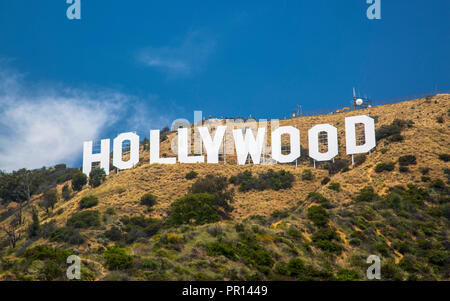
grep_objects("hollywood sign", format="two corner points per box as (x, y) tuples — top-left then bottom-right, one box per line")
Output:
(82, 115), (375, 176)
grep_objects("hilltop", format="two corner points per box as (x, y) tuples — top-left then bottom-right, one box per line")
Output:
(0, 94), (449, 281)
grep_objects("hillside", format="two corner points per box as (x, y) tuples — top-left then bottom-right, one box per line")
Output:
(0, 94), (449, 281)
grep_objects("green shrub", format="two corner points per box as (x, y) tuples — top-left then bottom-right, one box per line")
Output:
(120, 215), (161, 237)
(328, 182), (341, 192)
(79, 195), (99, 209)
(231, 169), (295, 192)
(306, 192), (330, 207)
(72, 172), (87, 191)
(426, 250), (449, 266)
(313, 240), (344, 254)
(67, 210), (100, 229)
(430, 178), (445, 190)
(62, 184), (71, 201)
(388, 133), (404, 142)
(444, 168), (450, 182)
(103, 246), (133, 270)
(311, 228), (340, 242)
(23, 245), (72, 262)
(50, 226), (85, 245)
(185, 171), (198, 180)
(336, 268), (360, 281)
(206, 241), (237, 260)
(399, 166), (409, 173)
(166, 193), (220, 226)
(205, 233), (274, 271)
(443, 205), (450, 220)
(421, 176), (431, 182)
(301, 169), (314, 181)
(104, 227), (123, 242)
(375, 162), (395, 173)
(399, 255), (419, 273)
(286, 226), (304, 240)
(286, 258), (305, 277)
(321, 177), (330, 185)
(39, 260), (64, 280)
(354, 154), (367, 167)
(139, 258), (158, 270)
(381, 261), (403, 281)
(438, 154), (450, 162)
(140, 193), (157, 207)
(376, 119), (413, 141)
(307, 205), (329, 227)
(355, 186), (379, 202)
(419, 167), (431, 175)
(328, 159), (350, 175)
(398, 155), (417, 166)
(27, 208), (40, 238)
(284, 258), (332, 280)
(88, 168), (106, 188)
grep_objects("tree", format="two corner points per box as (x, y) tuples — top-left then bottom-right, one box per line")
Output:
(27, 207), (41, 238)
(41, 189), (58, 213)
(189, 175), (234, 218)
(2, 219), (22, 248)
(72, 172), (87, 191)
(0, 169), (37, 225)
(89, 168), (106, 188)
(62, 184), (71, 201)
(166, 193), (220, 226)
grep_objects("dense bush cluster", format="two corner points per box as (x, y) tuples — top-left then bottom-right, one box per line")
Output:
(206, 232), (274, 274)
(301, 169), (314, 181)
(399, 155), (417, 166)
(328, 182), (341, 192)
(355, 186), (379, 202)
(229, 169), (294, 192)
(79, 195), (99, 209)
(103, 246), (134, 270)
(438, 154), (450, 162)
(66, 210), (100, 229)
(189, 175), (234, 217)
(49, 226), (85, 245)
(375, 162), (395, 173)
(354, 154), (367, 167)
(376, 119), (413, 142)
(185, 171), (198, 180)
(140, 193), (157, 207)
(307, 205), (329, 227)
(327, 159), (350, 175)
(166, 193), (220, 226)
(119, 215), (161, 243)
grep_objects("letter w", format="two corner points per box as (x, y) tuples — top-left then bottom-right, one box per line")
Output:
(232, 128), (266, 165)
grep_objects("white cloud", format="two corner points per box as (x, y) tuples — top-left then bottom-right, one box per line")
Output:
(138, 30), (216, 77)
(0, 69), (170, 172)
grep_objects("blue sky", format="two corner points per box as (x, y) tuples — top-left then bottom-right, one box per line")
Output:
(0, 0), (449, 171)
